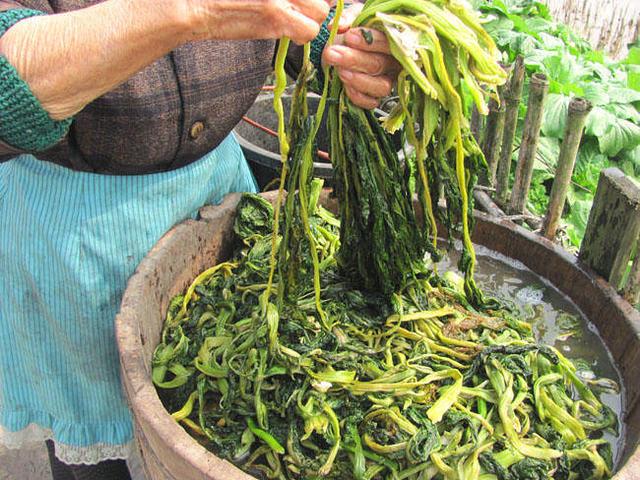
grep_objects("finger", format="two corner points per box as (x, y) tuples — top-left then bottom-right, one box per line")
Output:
(283, 9), (323, 44)
(289, 0), (331, 25)
(323, 45), (399, 76)
(343, 27), (391, 54)
(344, 85), (380, 110)
(338, 69), (394, 99)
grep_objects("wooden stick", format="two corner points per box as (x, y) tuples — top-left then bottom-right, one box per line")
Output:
(471, 105), (483, 144)
(509, 73), (549, 215)
(542, 98), (593, 240)
(496, 56), (526, 204)
(481, 64), (511, 185)
(579, 168), (640, 290)
(523, 208), (543, 231)
(473, 189), (544, 232)
(506, 214), (540, 222)
(623, 250), (640, 306)
(474, 190), (505, 218)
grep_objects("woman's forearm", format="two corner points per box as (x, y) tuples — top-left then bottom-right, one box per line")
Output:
(0, 0), (341, 121)
(0, 0), (193, 120)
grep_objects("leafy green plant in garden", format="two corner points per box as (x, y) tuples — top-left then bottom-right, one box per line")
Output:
(471, 0), (640, 249)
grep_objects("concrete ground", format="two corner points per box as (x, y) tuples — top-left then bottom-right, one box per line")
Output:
(0, 443), (51, 480)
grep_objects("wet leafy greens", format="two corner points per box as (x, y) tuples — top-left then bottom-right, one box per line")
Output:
(154, 192), (618, 479)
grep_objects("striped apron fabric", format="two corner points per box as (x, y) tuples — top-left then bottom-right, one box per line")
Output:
(0, 134), (256, 461)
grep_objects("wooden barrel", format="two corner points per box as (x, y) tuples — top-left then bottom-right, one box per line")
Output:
(115, 191), (640, 479)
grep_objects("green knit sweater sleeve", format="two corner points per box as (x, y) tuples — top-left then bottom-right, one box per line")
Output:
(0, 9), (73, 152)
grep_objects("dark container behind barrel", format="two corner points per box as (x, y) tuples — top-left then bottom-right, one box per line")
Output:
(233, 94), (404, 190)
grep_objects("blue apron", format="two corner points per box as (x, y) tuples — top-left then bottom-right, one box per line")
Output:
(0, 134), (256, 462)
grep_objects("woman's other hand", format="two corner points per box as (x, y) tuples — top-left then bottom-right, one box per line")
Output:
(184, 0), (331, 45)
(321, 4), (400, 109)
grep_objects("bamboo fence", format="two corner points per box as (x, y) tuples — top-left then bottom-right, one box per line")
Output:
(473, 58), (640, 304)
(544, 0), (640, 59)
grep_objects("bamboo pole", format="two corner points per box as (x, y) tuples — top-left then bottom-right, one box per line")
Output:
(623, 251), (640, 306)
(481, 64), (511, 186)
(481, 100), (506, 186)
(509, 74), (549, 215)
(495, 56), (526, 205)
(542, 98), (592, 240)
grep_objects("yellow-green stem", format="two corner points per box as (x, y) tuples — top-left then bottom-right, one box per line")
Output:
(265, 38), (291, 309)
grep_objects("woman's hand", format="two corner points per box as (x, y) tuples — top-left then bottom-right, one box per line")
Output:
(184, 0), (331, 45)
(322, 4), (400, 109)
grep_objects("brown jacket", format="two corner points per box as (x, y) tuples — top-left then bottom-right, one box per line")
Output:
(0, 0), (276, 174)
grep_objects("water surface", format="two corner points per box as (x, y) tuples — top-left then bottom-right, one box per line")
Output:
(437, 242), (625, 465)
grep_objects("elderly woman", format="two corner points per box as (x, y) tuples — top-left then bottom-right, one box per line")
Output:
(0, 0), (398, 478)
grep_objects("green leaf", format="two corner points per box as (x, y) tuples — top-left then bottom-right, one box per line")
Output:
(485, 16), (514, 35)
(604, 103), (640, 123)
(622, 144), (640, 165)
(525, 17), (553, 36)
(507, 11), (529, 33)
(581, 83), (610, 106)
(538, 32), (565, 51)
(574, 143), (609, 193)
(583, 50), (605, 64)
(625, 47), (640, 65)
(607, 87), (640, 104)
(533, 136), (561, 175)
(619, 146), (640, 178)
(576, 139), (607, 165)
(532, 1), (551, 19)
(527, 178), (550, 216)
(480, 1), (509, 17)
(629, 70), (640, 92)
(548, 79), (584, 96)
(619, 159), (639, 179)
(585, 106), (617, 138)
(512, 34), (540, 58)
(565, 196), (593, 249)
(585, 61), (614, 81)
(523, 48), (555, 70)
(542, 53), (587, 86)
(542, 94), (571, 138)
(598, 118), (640, 157)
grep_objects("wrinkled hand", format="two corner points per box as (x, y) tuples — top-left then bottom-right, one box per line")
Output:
(322, 4), (400, 109)
(185, 0), (331, 45)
